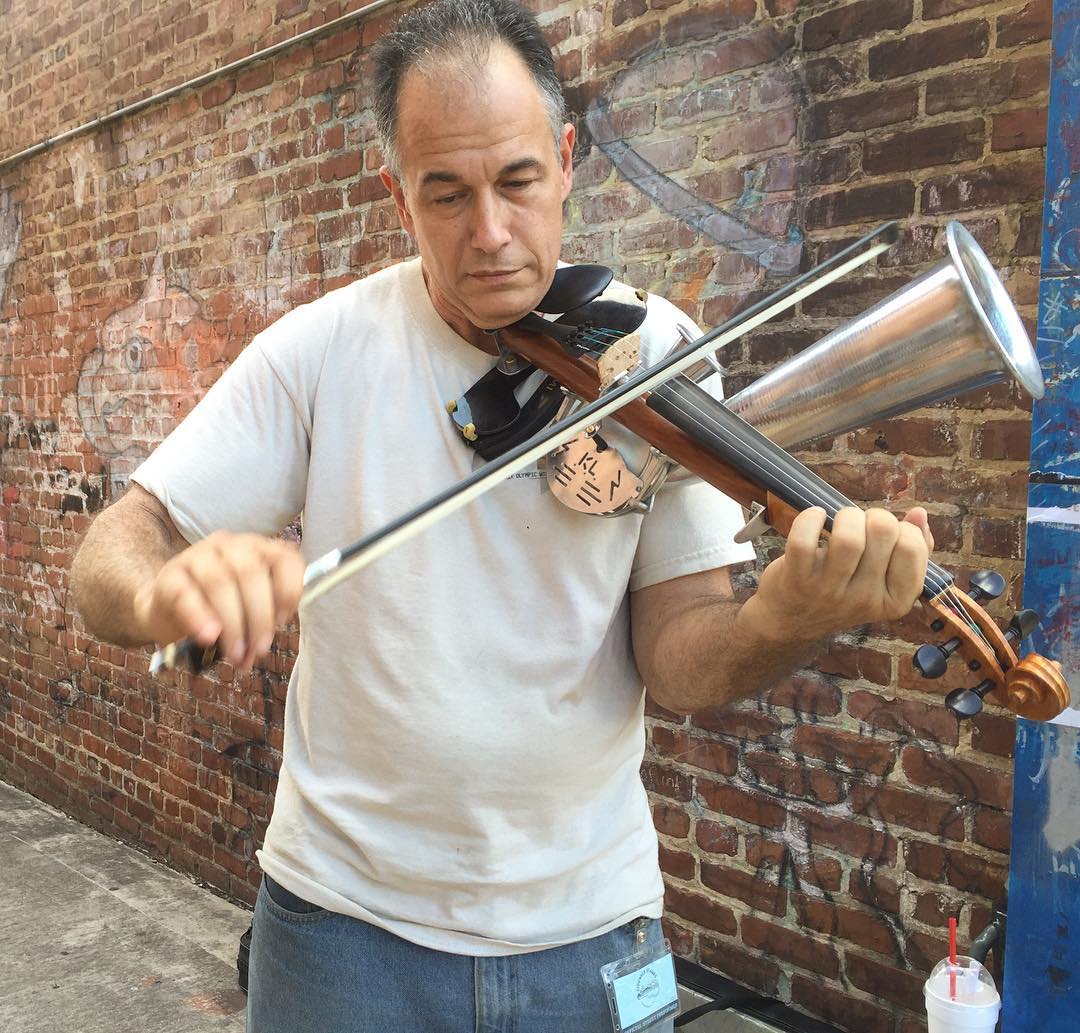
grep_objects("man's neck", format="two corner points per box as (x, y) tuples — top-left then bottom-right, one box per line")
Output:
(420, 264), (499, 355)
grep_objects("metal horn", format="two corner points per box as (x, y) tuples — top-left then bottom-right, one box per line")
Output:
(722, 221), (1045, 448)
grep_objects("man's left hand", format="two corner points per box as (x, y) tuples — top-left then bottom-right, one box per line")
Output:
(743, 505), (934, 646)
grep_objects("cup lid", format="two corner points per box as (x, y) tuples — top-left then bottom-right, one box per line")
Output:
(925, 956), (1000, 1008)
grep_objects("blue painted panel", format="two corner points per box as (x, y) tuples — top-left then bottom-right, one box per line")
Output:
(1005, 721), (1080, 1026)
(1006, 2), (1080, 1030)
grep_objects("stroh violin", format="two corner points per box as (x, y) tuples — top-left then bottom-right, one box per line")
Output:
(150, 222), (1071, 724)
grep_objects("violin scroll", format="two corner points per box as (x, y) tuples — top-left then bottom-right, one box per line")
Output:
(915, 572), (1070, 722)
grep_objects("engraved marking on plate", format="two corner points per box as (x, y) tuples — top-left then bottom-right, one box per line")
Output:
(547, 432), (643, 514)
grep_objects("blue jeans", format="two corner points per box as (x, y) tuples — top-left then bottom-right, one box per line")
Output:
(247, 874), (676, 1033)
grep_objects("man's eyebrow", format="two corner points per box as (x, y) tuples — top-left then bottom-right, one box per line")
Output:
(418, 157), (544, 188)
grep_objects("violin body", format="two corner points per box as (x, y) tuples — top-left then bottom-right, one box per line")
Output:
(494, 258), (1070, 724)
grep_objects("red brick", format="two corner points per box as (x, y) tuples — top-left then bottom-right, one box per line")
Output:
(697, 777), (788, 829)
(925, 56), (1048, 116)
(665, 0), (755, 45)
(652, 726), (738, 776)
(700, 862), (787, 916)
(791, 974), (891, 1033)
(869, 20), (989, 80)
(652, 801), (691, 837)
(700, 934), (781, 995)
(695, 819), (739, 856)
(793, 725), (897, 777)
(993, 106), (1048, 151)
(864, 120), (984, 174)
(794, 893), (898, 956)
(972, 515), (1025, 560)
(612, 0), (647, 27)
(762, 672), (843, 717)
(641, 761), (692, 801)
(971, 712), (1016, 758)
(659, 843), (696, 880)
(742, 914), (840, 977)
(822, 642), (897, 686)
(804, 181), (917, 230)
(901, 745), (1013, 809)
(847, 690), (960, 747)
(851, 418), (960, 458)
(662, 917), (694, 956)
(845, 950), (927, 1011)
(691, 706), (783, 741)
(803, 0), (912, 51)
(907, 839), (1008, 897)
(805, 85), (919, 140)
(915, 466), (1030, 509)
(591, 19), (660, 67)
(665, 885), (738, 934)
(744, 751), (845, 804)
(923, 159), (1046, 213)
(850, 783), (964, 840)
(924, 0), (996, 15)
(997, 0), (1052, 47)
(972, 418), (1032, 460)
(794, 807), (898, 864)
(698, 24), (794, 76)
(704, 108), (796, 160)
(973, 806), (1011, 852)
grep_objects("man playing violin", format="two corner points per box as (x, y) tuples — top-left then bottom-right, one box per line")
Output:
(71, 1), (933, 1030)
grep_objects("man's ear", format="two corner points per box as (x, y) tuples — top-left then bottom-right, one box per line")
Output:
(379, 166), (416, 237)
(558, 122), (575, 202)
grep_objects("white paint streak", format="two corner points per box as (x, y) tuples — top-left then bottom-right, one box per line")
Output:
(1027, 506), (1080, 527)
(1043, 732), (1080, 851)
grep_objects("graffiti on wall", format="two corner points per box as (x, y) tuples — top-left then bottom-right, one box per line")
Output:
(0, 187), (20, 310)
(75, 254), (222, 496)
(579, 36), (804, 279)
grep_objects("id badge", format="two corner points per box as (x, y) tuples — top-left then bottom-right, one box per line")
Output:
(600, 922), (679, 1033)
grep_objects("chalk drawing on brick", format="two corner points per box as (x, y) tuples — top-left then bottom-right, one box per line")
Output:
(76, 254), (222, 495)
(0, 188), (21, 313)
(576, 37), (804, 283)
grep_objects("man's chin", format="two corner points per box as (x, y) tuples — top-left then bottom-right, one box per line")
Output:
(468, 298), (545, 331)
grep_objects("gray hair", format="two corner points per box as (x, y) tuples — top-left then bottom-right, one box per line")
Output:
(372, 0), (567, 180)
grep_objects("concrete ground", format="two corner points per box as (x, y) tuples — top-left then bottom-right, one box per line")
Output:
(1, 779), (780, 1033)
(1, 780), (249, 1033)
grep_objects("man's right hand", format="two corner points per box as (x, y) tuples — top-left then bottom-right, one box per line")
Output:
(132, 531), (306, 671)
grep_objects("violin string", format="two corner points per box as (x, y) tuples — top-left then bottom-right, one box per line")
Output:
(567, 327), (985, 638)
(649, 379), (980, 629)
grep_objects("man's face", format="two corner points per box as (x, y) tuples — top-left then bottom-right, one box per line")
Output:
(380, 44), (574, 347)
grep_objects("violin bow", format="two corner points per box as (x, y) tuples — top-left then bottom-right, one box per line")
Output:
(151, 222), (899, 675)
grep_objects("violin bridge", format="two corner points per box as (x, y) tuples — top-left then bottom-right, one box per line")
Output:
(596, 332), (641, 393)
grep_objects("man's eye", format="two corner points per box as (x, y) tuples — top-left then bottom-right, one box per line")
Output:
(433, 193), (460, 206)
(504, 180), (533, 190)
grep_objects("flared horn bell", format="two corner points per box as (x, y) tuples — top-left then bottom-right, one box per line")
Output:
(723, 222), (1045, 448)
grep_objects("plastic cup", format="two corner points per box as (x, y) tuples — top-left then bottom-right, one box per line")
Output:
(924, 956), (1001, 1033)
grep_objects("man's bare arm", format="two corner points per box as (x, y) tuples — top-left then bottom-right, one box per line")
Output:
(70, 485), (305, 670)
(70, 484), (189, 647)
(632, 506), (934, 714)
(631, 566), (818, 713)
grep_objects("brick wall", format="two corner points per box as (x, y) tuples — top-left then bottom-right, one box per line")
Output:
(0, 1), (1051, 1030)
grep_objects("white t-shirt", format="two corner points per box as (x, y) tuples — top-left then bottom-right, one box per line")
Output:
(132, 257), (754, 955)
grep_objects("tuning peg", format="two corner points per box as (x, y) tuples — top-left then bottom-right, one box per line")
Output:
(1005, 608), (1040, 646)
(914, 637), (963, 679)
(946, 679), (996, 719)
(968, 569), (1006, 603)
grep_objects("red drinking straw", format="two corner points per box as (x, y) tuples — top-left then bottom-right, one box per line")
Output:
(949, 916), (958, 1001)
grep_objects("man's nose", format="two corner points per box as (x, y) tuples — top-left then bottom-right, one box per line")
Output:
(470, 191), (513, 252)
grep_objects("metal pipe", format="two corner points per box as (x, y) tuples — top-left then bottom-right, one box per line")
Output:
(0, 0), (402, 174)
